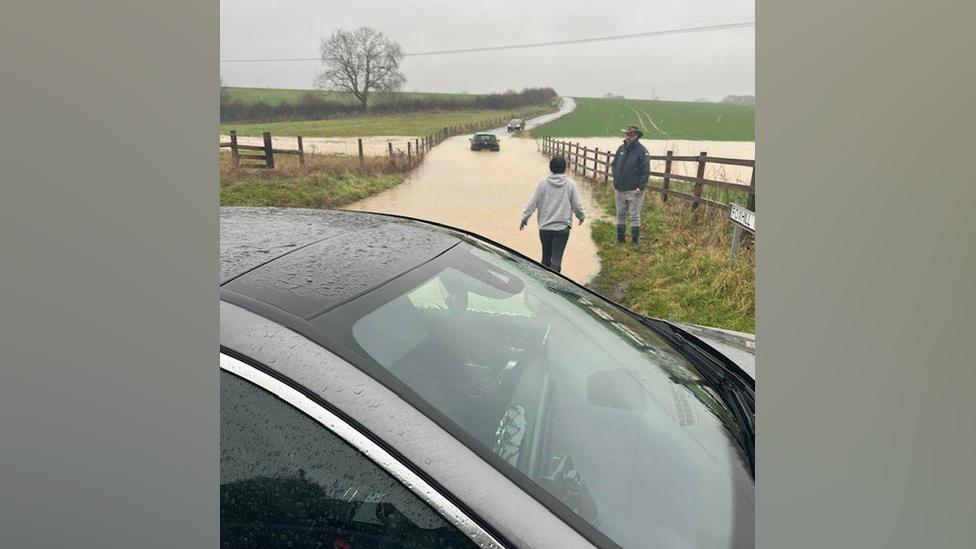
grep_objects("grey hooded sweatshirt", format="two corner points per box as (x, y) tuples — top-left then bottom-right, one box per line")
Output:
(521, 174), (586, 231)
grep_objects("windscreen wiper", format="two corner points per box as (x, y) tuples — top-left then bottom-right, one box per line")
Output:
(638, 317), (755, 472)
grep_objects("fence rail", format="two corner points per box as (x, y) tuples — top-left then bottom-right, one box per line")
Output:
(220, 113), (532, 169)
(541, 136), (756, 212)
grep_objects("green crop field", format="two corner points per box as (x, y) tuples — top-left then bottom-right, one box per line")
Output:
(534, 97), (754, 141)
(223, 87), (486, 107)
(220, 106), (552, 137)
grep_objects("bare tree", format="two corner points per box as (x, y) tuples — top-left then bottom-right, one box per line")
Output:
(315, 27), (405, 114)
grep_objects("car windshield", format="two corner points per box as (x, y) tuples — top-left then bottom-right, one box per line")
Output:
(476, 134), (495, 141)
(312, 240), (754, 548)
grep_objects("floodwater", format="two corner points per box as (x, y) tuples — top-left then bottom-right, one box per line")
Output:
(557, 138), (756, 184)
(217, 98), (580, 159)
(343, 135), (607, 284)
(219, 134), (425, 157)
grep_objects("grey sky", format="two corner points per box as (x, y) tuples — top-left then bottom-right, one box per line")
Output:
(220, 0), (754, 101)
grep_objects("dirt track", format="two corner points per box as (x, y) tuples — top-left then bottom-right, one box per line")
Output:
(343, 134), (606, 284)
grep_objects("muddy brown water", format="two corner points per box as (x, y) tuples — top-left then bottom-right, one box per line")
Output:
(567, 138), (756, 183)
(344, 135), (607, 284)
(219, 135), (423, 157)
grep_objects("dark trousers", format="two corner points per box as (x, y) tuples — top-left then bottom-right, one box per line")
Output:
(539, 229), (570, 272)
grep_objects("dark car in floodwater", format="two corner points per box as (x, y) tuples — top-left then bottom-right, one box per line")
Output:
(507, 118), (525, 132)
(470, 132), (500, 151)
(219, 207), (755, 549)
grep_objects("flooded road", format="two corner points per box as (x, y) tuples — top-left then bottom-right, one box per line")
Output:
(343, 134), (607, 284)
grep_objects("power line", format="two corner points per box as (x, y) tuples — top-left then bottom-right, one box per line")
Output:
(220, 21), (754, 63)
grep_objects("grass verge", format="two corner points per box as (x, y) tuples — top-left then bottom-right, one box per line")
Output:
(586, 182), (755, 332)
(220, 153), (409, 209)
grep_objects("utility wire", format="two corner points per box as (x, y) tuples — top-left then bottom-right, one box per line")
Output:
(220, 21), (754, 63)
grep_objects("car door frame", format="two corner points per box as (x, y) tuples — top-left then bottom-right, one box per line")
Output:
(220, 351), (506, 548)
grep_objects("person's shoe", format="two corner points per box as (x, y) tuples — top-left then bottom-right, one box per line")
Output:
(616, 224), (626, 244)
(631, 226), (640, 248)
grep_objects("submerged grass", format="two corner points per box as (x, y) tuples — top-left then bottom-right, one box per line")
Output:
(586, 180), (755, 332)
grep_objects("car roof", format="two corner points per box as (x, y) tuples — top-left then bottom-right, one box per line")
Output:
(220, 207), (461, 319)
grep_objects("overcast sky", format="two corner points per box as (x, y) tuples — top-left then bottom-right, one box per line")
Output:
(220, 0), (754, 101)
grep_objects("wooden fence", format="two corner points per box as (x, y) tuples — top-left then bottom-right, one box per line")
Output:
(541, 136), (756, 212)
(220, 113), (528, 169)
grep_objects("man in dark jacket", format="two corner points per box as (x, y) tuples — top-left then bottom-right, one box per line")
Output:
(612, 124), (651, 247)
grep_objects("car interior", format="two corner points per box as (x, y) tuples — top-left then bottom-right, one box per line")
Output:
(346, 249), (603, 523)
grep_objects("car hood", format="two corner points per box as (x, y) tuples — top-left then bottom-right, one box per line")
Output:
(673, 323), (756, 379)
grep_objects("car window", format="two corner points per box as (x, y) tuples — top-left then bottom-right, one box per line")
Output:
(313, 242), (754, 548)
(220, 370), (478, 549)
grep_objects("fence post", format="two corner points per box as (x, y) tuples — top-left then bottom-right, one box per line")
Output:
(747, 167), (756, 211)
(297, 136), (305, 168)
(262, 131), (274, 169)
(604, 150), (611, 185)
(229, 130), (240, 167)
(415, 138), (420, 158)
(358, 138), (364, 162)
(692, 151), (708, 210)
(662, 150), (673, 202)
(407, 141), (412, 161)
(388, 142), (393, 157)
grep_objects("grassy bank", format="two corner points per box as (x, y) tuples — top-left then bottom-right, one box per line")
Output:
(223, 87), (483, 107)
(220, 106), (553, 137)
(535, 97), (755, 141)
(220, 153), (409, 209)
(586, 183), (755, 332)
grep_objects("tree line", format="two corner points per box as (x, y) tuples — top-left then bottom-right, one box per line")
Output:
(220, 87), (558, 124)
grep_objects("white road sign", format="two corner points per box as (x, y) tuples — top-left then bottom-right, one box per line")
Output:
(729, 203), (756, 233)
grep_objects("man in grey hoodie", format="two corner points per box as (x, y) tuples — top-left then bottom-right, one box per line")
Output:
(520, 156), (585, 273)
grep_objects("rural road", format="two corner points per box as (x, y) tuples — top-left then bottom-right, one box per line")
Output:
(343, 98), (609, 284)
(486, 96), (577, 135)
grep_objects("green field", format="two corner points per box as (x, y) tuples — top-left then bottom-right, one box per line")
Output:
(220, 107), (552, 137)
(534, 97), (755, 141)
(223, 87), (487, 107)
